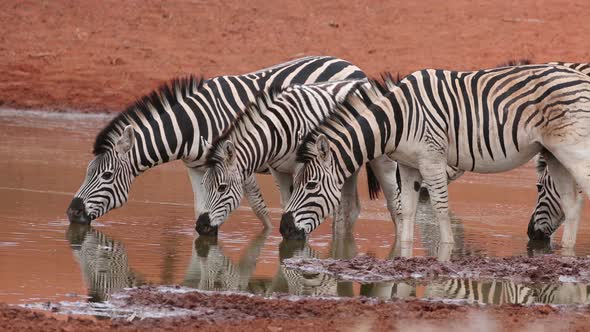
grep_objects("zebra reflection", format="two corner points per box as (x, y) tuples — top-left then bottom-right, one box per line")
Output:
(268, 232), (357, 297)
(425, 278), (590, 305)
(183, 230), (269, 291)
(66, 224), (141, 302)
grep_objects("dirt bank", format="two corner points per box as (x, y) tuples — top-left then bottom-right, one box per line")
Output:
(1, 0), (589, 112)
(4, 287), (590, 332)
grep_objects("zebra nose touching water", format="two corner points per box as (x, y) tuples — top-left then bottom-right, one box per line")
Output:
(65, 56), (368, 233)
(282, 63), (590, 249)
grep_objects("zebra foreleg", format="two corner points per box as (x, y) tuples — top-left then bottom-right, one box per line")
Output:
(187, 167), (207, 219)
(395, 164), (423, 254)
(367, 156), (401, 229)
(332, 170), (360, 236)
(419, 156), (455, 245)
(243, 176), (272, 229)
(268, 167), (294, 208)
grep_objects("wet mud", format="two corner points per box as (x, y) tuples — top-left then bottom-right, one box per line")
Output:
(5, 287), (590, 332)
(284, 255), (590, 283)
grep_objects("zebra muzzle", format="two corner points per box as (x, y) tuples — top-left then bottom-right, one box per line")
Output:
(196, 213), (219, 236)
(527, 215), (551, 242)
(67, 197), (91, 224)
(280, 212), (306, 240)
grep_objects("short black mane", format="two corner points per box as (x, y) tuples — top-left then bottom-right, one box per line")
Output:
(93, 75), (205, 155)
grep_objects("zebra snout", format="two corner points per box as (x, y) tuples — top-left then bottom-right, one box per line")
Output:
(280, 212), (306, 240)
(67, 197), (91, 224)
(196, 213), (219, 236)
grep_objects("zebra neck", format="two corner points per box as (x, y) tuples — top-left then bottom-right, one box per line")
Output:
(231, 119), (279, 176)
(127, 113), (192, 174)
(329, 87), (409, 182)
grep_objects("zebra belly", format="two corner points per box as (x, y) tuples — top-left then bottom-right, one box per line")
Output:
(449, 142), (542, 174)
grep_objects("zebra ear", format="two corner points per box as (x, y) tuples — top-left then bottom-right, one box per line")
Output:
(316, 134), (331, 165)
(115, 125), (135, 156)
(223, 140), (236, 165)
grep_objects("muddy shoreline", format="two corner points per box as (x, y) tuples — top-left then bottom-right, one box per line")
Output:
(4, 286), (590, 332)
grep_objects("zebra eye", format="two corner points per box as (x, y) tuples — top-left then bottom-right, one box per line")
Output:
(101, 171), (114, 181)
(536, 183), (543, 192)
(305, 181), (318, 190)
(218, 184), (228, 193)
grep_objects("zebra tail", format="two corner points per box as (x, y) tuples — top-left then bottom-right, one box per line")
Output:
(366, 162), (381, 200)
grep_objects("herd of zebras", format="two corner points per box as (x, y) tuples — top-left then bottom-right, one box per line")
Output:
(66, 223), (590, 305)
(66, 55), (590, 249)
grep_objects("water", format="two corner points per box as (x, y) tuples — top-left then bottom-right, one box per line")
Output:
(2, 109), (590, 308)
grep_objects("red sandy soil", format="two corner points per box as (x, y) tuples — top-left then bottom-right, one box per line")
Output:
(1, 0), (589, 112)
(284, 255), (590, 283)
(4, 288), (590, 332)
(3, 1), (590, 330)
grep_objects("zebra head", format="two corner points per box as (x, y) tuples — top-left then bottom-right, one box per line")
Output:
(67, 125), (137, 224)
(528, 154), (563, 242)
(281, 134), (342, 240)
(197, 140), (243, 235)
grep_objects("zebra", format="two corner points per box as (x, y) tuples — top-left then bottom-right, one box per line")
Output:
(527, 62), (590, 242)
(281, 63), (590, 250)
(199, 79), (389, 237)
(66, 224), (140, 302)
(65, 56), (366, 236)
(418, 59), (590, 245)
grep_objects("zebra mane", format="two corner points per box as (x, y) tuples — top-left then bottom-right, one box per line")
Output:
(204, 85), (287, 167)
(295, 78), (390, 163)
(93, 75), (205, 155)
(497, 58), (533, 67)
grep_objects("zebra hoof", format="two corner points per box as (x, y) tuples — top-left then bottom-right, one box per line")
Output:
(280, 212), (306, 240)
(196, 213), (219, 236)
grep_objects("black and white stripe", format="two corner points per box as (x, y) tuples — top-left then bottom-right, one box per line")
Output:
(284, 63), (590, 248)
(67, 56), (366, 233)
(528, 62), (590, 242)
(200, 79), (370, 230)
